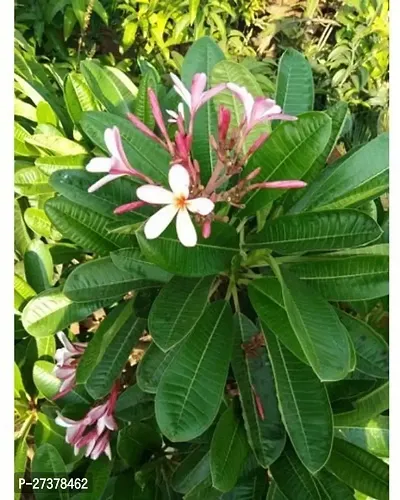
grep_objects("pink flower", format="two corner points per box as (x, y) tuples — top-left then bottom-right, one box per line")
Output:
(170, 73), (226, 116)
(136, 164), (214, 247)
(53, 332), (87, 400)
(218, 106), (231, 143)
(55, 384), (119, 461)
(86, 127), (153, 192)
(227, 83), (297, 133)
(166, 103), (185, 124)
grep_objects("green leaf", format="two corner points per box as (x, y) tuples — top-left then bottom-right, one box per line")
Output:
(26, 135), (88, 155)
(72, 457), (112, 500)
(134, 72), (157, 130)
(171, 448), (210, 494)
(231, 313), (286, 468)
(36, 101), (58, 126)
(15, 199), (32, 256)
(80, 60), (132, 116)
(221, 467), (268, 499)
(15, 274), (36, 311)
(149, 276), (214, 351)
(35, 155), (87, 176)
(36, 335), (56, 360)
(103, 66), (138, 106)
(31, 444), (69, 500)
(115, 384), (154, 422)
(76, 302), (145, 398)
(45, 196), (132, 255)
(181, 37), (225, 182)
(189, 0), (200, 24)
(246, 210), (382, 254)
(290, 133), (389, 212)
(63, 256), (158, 302)
(287, 250), (389, 301)
(314, 469), (355, 500)
(241, 113), (331, 214)
(325, 438), (389, 500)
(15, 432), (30, 500)
(266, 482), (288, 500)
(333, 382), (389, 427)
(48, 243), (86, 265)
(93, 0), (109, 25)
(137, 222), (239, 277)
(184, 476), (221, 500)
(264, 327), (333, 473)
(80, 111), (170, 184)
(14, 167), (53, 196)
(21, 286), (110, 337)
(24, 240), (53, 293)
(284, 102), (348, 211)
(137, 342), (177, 394)
(64, 71), (99, 125)
(335, 415), (388, 459)
(14, 122), (40, 157)
(210, 404), (249, 492)
(156, 301), (233, 441)
(117, 423), (162, 467)
(110, 247), (173, 282)
(269, 445), (321, 500)
(24, 208), (62, 241)
(337, 311), (388, 379)
(275, 48), (314, 116)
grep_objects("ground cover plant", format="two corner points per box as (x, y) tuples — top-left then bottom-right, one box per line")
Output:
(14, 32), (389, 500)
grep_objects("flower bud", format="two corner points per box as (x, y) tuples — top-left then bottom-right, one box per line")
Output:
(218, 106), (231, 143)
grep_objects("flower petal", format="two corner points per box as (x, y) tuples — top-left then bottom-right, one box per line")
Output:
(166, 109), (178, 119)
(191, 73), (207, 110)
(198, 84), (226, 109)
(88, 174), (123, 193)
(168, 164), (190, 197)
(56, 331), (74, 351)
(144, 204), (178, 239)
(267, 113), (298, 121)
(136, 185), (175, 204)
(86, 157), (113, 173)
(176, 208), (197, 247)
(104, 127), (120, 159)
(55, 413), (77, 428)
(186, 197), (214, 216)
(170, 73), (192, 107)
(227, 83), (254, 123)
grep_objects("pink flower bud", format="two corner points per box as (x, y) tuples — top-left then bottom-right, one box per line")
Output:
(127, 112), (161, 143)
(202, 219), (212, 239)
(113, 200), (146, 215)
(247, 133), (269, 155)
(148, 88), (171, 145)
(218, 106), (231, 143)
(248, 180), (307, 191)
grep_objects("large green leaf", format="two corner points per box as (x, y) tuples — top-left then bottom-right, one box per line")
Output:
(24, 208), (62, 241)
(267, 482), (288, 500)
(15, 274), (36, 311)
(269, 445), (321, 500)
(117, 422), (162, 467)
(14, 167), (53, 196)
(72, 457), (112, 500)
(265, 327), (333, 473)
(110, 247), (172, 282)
(80, 60), (132, 116)
(49, 169), (147, 224)
(171, 448), (210, 494)
(64, 71), (99, 125)
(115, 384), (154, 422)
(31, 444), (69, 500)
(136, 342), (177, 394)
(181, 36), (225, 182)
(80, 111), (170, 184)
(134, 72), (157, 130)
(45, 196), (132, 255)
(337, 311), (388, 379)
(325, 438), (389, 500)
(283, 102), (348, 210)
(15, 199), (32, 256)
(76, 302), (145, 398)
(241, 113), (331, 214)
(24, 240), (53, 293)
(210, 404), (249, 492)
(287, 249), (389, 301)
(63, 256), (158, 302)
(26, 135), (88, 156)
(315, 469), (355, 500)
(35, 155), (87, 176)
(155, 301), (233, 441)
(290, 133), (389, 213)
(333, 382), (389, 427)
(148, 276), (214, 351)
(275, 48), (314, 117)
(221, 467), (268, 500)
(21, 287), (109, 337)
(231, 313), (286, 468)
(335, 416), (389, 458)
(251, 273), (352, 381)
(137, 222), (239, 277)
(246, 210), (382, 254)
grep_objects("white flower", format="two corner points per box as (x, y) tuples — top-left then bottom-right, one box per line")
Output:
(136, 164), (214, 247)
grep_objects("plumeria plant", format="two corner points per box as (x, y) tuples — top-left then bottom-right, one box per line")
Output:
(16, 38), (389, 499)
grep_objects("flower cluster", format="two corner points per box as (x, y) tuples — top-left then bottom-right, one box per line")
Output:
(55, 383), (118, 460)
(86, 73), (306, 247)
(53, 333), (118, 460)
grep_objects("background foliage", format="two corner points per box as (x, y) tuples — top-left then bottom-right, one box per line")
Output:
(14, 1), (389, 499)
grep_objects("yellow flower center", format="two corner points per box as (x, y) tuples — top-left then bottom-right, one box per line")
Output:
(174, 194), (187, 210)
